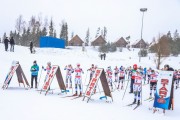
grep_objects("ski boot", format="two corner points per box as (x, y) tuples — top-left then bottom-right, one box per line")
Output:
(73, 91), (78, 96)
(79, 92), (82, 97)
(132, 99), (136, 104)
(137, 100), (140, 105)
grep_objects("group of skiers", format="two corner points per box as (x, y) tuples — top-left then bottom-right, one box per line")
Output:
(3, 37), (15, 52)
(29, 60), (180, 107)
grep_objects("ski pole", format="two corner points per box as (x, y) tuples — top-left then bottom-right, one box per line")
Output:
(122, 78), (130, 100)
(37, 67), (43, 89)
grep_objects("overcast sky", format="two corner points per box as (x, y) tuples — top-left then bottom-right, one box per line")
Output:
(0, 0), (180, 42)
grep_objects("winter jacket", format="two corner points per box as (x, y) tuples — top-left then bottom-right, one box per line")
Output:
(30, 42), (33, 48)
(4, 38), (9, 45)
(30, 64), (39, 76)
(10, 38), (15, 45)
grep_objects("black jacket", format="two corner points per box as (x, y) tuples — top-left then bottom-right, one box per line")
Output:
(4, 38), (9, 45)
(10, 38), (15, 45)
(30, 42), (33, 48)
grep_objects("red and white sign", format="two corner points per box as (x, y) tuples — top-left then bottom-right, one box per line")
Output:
(85, 68), (103, 97)
(4, 64), (19, 86)
(42, 65), (58, 91)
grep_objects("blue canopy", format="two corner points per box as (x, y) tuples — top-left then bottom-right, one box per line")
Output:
(40, 36), (65, 48)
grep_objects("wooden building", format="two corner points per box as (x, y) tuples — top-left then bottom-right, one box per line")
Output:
(91, 35), (107, 46)
(68, 35), (84, 46)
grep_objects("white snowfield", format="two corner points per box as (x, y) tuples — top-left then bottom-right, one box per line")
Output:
(0, 43), (180, 120)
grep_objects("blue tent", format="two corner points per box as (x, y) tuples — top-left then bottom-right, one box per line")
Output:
(40, 36), (65, 48)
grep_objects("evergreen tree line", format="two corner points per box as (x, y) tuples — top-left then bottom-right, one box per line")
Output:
(1, 15), (108, 47)
(2, 15), (68, 47)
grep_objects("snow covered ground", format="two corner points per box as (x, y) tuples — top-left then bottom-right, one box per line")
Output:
(0, 43), (180, 120)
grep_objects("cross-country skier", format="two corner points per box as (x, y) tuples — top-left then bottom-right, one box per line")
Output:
(87, 64), (96, 82)
(114, 66), (119, 82)
(30, 60), (39, 88)
(149, 70), (158, 98)
(143, 67), (147, 84)
(132, 69), (143, 105)
(117, 67), (125, 89)
(147, 67), (152, 84)
(106, 66), (113, 91)
(177, 69), (180, 88)
(129, 64), (137, 93)
(126, 66), (132, 80)
(88, 64), (98, 93)
(42, 62), (52, 90)
(64, 64), (74, 88)
(174, 69), (180, 89)
(73, 63), (84, 96)
(42, 62), (52, 82)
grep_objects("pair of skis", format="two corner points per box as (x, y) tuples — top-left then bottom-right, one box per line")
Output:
(61, 95), (83, 100)
(144, 97), (154, 102)
(126, 103), (140, 110)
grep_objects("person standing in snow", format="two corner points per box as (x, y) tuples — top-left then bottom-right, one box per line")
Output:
(103, 53), (106, 60)
(147, 67), (152, 84)
(87, 64), (96, 82)
(114, 66), (119, 82)
(42, 62), (52, 82)
(106, 66), (113, 91)
(73, 63), (84, 96)
(42, 62), (52, 90)
(30, 60), (39, 88)
(132, 69), (143, 105)
(64, 64), (74, 88)
(149, 70), (158, 98)
(4, 37), (9, 51)
(10, 37), (15, 52)
(30, 41), (33, 53)
(174, 69), (180, 89)
(129, 64), (137, 93)
(118, 67), (125, 89)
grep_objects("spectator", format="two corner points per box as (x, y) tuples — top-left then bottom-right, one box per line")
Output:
(4, 37), (9, 51)
(103, 53), (106, 60)
(10, 37), (15, 52)
(30, 60), (39, 88)
(30, 41), (33, 53)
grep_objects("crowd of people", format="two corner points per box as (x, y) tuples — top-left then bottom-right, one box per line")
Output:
(29, 61), (180, 103)
(3, 60), (179, 114)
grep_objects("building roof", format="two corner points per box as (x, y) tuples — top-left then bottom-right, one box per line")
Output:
(91, 35), (107, 46)
(69, 35), (84, 44)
